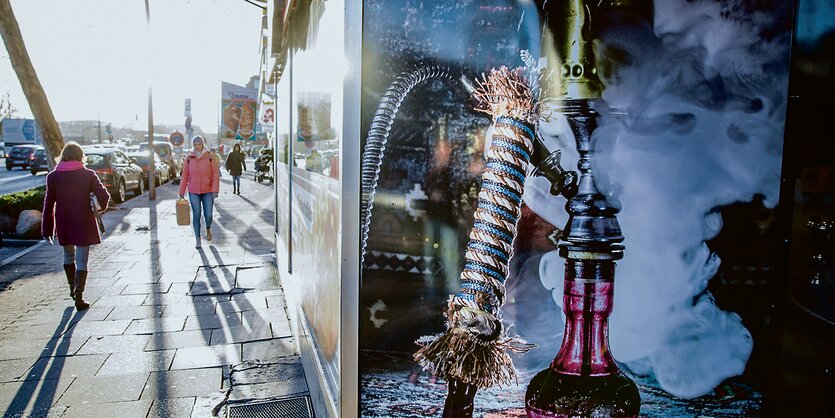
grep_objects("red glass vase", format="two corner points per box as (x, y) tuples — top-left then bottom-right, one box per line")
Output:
(525, 260), (640, 417)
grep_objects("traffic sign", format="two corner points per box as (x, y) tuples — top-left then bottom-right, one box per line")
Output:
(169, 131), (185, 147)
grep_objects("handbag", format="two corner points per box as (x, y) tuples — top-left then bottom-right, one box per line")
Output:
(176, 198), (190, 226)
(90, 193), (105, 235)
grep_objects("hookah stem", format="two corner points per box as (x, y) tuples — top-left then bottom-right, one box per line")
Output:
(443, 380), (478, 418)
(360, 64), (453, 263)
(441, 115), (535, 417)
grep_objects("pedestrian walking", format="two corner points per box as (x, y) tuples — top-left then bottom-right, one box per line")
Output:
(178, 136), (219, 248)
(225, 143), (247, 195)
(41, 142), (110, 311)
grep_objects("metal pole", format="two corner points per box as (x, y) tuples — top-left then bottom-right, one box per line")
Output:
(148, 88), (156, 200)
(97, 111), (102, 143)
(145, 0), (155, 200)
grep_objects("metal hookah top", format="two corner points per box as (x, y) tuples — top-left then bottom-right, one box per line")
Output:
(541, 0), (654, 103)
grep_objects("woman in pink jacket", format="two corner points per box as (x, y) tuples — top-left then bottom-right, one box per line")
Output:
(178, 136), (220, 248)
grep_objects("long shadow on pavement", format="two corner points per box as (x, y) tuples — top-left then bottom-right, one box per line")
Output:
(4, 307), (84, 414)
(142, 200), (171, 406)
(192, 246), (270, 361)
(212, 204), (272, 255)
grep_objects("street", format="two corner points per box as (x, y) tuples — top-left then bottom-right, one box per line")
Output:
(0, 160), (47, 195)
(0, 158), (260, 197)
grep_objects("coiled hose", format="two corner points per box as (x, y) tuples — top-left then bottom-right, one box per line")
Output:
(360, 64), (453, 263)
(361, 64), (537, 417)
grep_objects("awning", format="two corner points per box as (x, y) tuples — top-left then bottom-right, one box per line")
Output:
(268, 0), (326, 84)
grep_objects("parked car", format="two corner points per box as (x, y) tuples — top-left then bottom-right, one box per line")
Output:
(0, 142), (5, 158)
(6, 144), (42, 170)
(84, 148), (144, 203)
(127, 151), (169, 188)
(30, 147), (51, 174)
(139, 142), (182, 179)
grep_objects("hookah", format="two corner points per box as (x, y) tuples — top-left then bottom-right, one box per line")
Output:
(525, 1), (651, 417)
(359, 1), (650, 416)
(360, 61), (574, 417)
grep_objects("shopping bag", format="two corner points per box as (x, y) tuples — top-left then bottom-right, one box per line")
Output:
(176, 198), (190, 226)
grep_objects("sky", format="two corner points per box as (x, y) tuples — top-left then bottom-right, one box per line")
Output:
(1, 0), (265, 134)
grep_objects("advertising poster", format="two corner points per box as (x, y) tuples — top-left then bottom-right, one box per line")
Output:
(260, 99), (275, 134)
(359, 0), (795, 416)
(220, 81), (257, 141)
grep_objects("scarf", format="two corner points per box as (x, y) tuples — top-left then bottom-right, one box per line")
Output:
(55, 161), (85, 171)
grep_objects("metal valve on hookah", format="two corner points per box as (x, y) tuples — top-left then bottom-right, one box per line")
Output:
(461, 66), (580, 200)
(531, 142), (579, 198)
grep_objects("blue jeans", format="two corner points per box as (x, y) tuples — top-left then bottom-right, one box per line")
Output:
(63, 245), (90, 271)
(188, 192), (214, 237)
(232, 175), (241, 191)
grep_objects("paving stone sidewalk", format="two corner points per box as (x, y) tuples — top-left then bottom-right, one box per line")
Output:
(0, 170), (307, 417)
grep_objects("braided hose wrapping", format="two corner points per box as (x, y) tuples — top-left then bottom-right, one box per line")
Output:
(360, 65), (453, 263)
(415, 67), (538, 389)
(453, 116), (534, 317)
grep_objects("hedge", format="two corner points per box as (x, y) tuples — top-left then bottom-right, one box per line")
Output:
(0, 186), (46, 233)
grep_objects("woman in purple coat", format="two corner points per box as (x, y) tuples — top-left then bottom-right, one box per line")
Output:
(41, 142), (110, 311)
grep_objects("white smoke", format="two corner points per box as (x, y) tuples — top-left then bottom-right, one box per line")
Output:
(523, 0), (790, 398)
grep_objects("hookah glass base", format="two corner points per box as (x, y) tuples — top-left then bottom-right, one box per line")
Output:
(525, 369), (641, 418)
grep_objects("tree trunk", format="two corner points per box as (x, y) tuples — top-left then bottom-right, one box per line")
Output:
(0, 0), (64, 170)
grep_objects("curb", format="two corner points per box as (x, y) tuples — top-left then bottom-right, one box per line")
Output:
(0, 240), (46, 268)
(2, 238), (43, 247)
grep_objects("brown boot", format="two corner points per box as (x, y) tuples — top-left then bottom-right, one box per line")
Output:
(63, 264), (76, 298)
(74, 270), (90, 311)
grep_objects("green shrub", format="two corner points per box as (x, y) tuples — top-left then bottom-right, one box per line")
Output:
(0, 186), (46, 233)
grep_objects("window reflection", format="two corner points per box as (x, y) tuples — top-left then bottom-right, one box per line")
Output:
(295, 91), (339, 178)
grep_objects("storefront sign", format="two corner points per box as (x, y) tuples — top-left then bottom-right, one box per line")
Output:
(260, 101), (275, 133)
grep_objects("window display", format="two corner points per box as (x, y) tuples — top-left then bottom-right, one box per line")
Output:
(358, 0), (794, 416)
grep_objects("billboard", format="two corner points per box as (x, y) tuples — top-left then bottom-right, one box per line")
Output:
(1, 118), (43, 145)
(220, 81), (257, 141)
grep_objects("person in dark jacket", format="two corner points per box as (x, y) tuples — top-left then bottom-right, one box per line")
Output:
(225, 143), (247, 195)
(42, 142), (110, 311)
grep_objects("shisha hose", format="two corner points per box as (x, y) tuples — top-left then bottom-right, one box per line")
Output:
(414, 67), (538, 416)
(360, 64), (453, 263)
